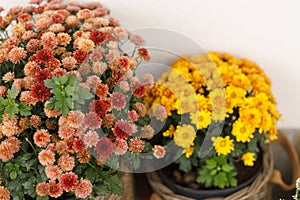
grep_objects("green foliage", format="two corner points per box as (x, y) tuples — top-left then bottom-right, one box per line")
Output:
(44, 74), (93, 116)
(74, 162), (123, 197)
(0, 86), (31, 121)
(197, 156), (237, 189)
(175, 154), (192, 173)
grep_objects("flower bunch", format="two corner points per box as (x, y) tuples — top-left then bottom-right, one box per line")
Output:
(144, 52), (281, 189)
(0, 0), (158, 199)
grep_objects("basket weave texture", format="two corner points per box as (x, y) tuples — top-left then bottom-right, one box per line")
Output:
(147, 145), (273, 200)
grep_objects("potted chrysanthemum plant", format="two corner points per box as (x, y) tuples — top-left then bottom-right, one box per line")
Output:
(144, 52), (281, 199)
(0, 0), (164, 199)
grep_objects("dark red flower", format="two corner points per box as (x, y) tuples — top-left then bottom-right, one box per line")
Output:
(73, 49), (88, 64)
(138, 48), (150, 61)
(95, 84), (108, 98)
(34, 5), (45, 14)
(35, 68), (52, 82)
(132, 82), (145, 98)
(73, 138), (86, 153)
(90, 30), (106, 45)
(96, 137), (114, 159)
(112, 120), (133, 139)
(59, 172), (78, 192)
(51, 13), (64, 23)
(31, 83), (51, 102)
(46, 58), (61, 70)
(25, 23), (33, 30)
(36, 49), (54, 64)
(89, 99), (111, 116)
(48, 181), (63, 198)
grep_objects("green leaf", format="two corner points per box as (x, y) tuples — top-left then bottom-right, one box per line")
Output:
(105, 175), (123, 195)
(44, 79), (55, 89)
(60, 74), (68, 84)
(228, 175), (238, 187)
(46, 100), (55, 109)
(176, 155), (192, 173)
(18, 103), (31, 116)
(206, 159), (217, 169)
(197, 168), (213, 186)
(37, 196), (49, 200)
(214, 172), (227, 189)
(7, 86), (18, 99)
(94, 184), (109, 196)
(61, 101), (69, 116)
(209, 169), (217, 176)
(66, 74), (77, 86)
(10, 171), (17, 179)
(65, 97), (73, 109)
(222, 164), (233, 172)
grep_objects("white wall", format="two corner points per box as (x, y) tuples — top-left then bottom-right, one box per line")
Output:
(2, 0), (300, 128)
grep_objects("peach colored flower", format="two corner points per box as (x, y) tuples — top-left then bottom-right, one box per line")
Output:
(58, 125), (76, 140)
(33, 129), (51, 147)
(49, 23), (65, 33)
(0, 86), (7, 97)
(0, 186), (10, 199)
(45, 165), (62, 181)
(114, 139), (128, 155)
(36, 182), (48, 197)
(55, 140), (68, 155)
(66, 110), (85, 129)
(8, 47), (27, 64)
(128, 137), (144, 153)
(41, 31), (57, 49)
(77, 9), (94, 20)
(74, 179), (93, 198)
(62, 56), (77, 70)
(26, 39), (42, 52)
(77, 38), (95, 52)
(57, 33), (71, 46)
(65, 15), (79, 27)
(92, 61), (107, 74)
(0, 141), (13, 161)
(140, 125), (154, 140)
(153, 145), (166, 159)
(58, 154), (75, 171)
(30, 115), (42, 128)
(38, 150), (55, 166)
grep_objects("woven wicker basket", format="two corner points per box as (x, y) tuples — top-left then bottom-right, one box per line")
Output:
(147, 131), (300, 200)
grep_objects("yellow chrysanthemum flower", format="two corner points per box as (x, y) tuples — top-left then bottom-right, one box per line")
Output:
(232, 120), (255, 143)
(241, 152), (256, 166)
(163, 125), (175, 138)
(225, 85), (247, 112)
(183, 147), (194, 158)
(231, 73), (252, 90)
(190, 110), (211, 130)
(239, 107), (261, 128)
(268, 126), (278, 141)
(174, 124), (196, 148)
(212, 136), (234, 156)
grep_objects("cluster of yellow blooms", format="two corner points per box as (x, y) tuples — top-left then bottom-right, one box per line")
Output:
(144, 52), (280, 166)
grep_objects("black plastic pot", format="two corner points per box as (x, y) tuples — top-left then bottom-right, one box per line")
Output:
(157, 154), (263, 199)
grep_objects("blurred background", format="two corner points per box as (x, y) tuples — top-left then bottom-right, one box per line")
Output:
(2, 0), (300, 128)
